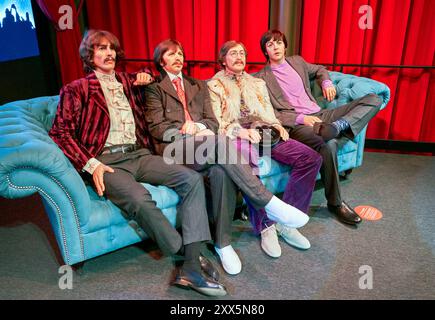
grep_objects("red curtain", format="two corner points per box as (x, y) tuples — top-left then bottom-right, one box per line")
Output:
(300, 0), (435, 142)
(85, 0), (269, 79)
(36, 0), (84, 85)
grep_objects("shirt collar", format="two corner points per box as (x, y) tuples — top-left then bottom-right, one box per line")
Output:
(223, 70), (245, 82)
(94, 70), (117, 82)
(166, 71), (183, 83)
(270, 60), (288, 70)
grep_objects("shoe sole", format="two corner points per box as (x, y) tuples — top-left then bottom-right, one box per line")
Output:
(260, 243), (281, 258)
(262, 250), (281, 258)
(327, 207), (362, 225)
(327, 205), (362, 226)
(336, 216), (362, 225)
(275, 226), (311, 250)
(266, 214), (309, 229)
(279, 236), (310, 250)
(173, 279), (228, 297)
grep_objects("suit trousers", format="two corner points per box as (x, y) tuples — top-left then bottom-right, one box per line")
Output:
(96, 148), (211, 256)
(289, 93), (383, 206)
(164, 135), (274, 248)
(235, 138), (322, 235)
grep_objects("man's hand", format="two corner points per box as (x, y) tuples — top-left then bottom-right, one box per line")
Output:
(93, 163), (115, 196)
(133, 72), (154, 86)
(323, 86), (336, 102)
(272, 124), (289, 141)
(195, 129), (215, 137)
(180, 120), (198, 135)
(238, 128), (261, 144)
(303, 115), (322, 127)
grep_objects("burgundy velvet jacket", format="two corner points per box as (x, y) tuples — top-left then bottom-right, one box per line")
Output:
(49, 71), (151, 172)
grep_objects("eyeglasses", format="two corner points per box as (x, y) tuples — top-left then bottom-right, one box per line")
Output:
(227, 50), (246, 58)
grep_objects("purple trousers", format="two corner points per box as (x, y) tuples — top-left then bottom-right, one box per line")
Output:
(235, 138), (322, 235)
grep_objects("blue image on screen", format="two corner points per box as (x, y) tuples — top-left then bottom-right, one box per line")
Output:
(0, 0), (40, 62)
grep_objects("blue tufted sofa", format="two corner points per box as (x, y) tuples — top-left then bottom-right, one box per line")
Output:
(0, 71), (390, 266)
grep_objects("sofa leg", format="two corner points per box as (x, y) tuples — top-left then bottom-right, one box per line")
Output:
(72, 262), (85, 275)
(342, 169), (353, 179)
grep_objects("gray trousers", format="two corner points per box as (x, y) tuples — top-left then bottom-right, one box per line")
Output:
(289, 93), (382, 206)
(97, 148), (211, 256)
(164, 135), (274, 248)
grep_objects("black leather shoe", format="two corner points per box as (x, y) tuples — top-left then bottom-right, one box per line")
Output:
(199, 254), (220, 281)
(172, 268), (227, 297)
(313, 122), (340, 142)
(328, 201), (362, 225)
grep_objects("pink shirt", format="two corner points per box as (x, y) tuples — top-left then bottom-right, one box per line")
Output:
(271, 61), (332, 125)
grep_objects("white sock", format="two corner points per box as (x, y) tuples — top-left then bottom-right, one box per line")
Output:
(265, 196), (309, 228)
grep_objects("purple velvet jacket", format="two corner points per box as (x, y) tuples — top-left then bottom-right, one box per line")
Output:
(49, 71), (151, 172)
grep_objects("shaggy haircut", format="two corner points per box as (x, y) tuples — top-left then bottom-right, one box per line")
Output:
(79, 29), (124, 74)
(153, 39), (185, 74)
(259, 29), (288, 60)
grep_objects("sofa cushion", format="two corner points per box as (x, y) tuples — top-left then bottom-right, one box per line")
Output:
(83, 183), (179, 234)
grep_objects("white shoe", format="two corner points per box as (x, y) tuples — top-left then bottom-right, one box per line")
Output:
(276, 223), (311, 250)
(265, 196), (309, 228)
(260, 224), (281, 258)
(215, 245), (242, 275)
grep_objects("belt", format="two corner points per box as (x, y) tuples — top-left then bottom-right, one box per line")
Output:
(100, 144), (139, 155)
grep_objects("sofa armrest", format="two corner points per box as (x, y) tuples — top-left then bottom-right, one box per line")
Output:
(313, 71), (391, 110)
(0, 105), (90, 264)
(310, 71), (390, 172)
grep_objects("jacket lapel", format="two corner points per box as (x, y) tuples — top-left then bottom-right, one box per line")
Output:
(183, 75), (199, 108)
(263, 64), (286, 101)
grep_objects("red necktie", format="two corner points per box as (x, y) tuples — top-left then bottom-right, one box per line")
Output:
(172, 77), (193, 122)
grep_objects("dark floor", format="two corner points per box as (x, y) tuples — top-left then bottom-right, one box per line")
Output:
(0, 151), (434, 300)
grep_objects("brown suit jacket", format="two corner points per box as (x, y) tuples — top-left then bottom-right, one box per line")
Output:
(144, 73), (219, 155)
(254, 55), (331, 128)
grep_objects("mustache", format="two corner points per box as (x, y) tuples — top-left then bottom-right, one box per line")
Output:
(104, 57), (115, 63)
(233, 60), (244, 65)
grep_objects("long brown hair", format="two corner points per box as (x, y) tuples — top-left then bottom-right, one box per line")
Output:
(79, 29), (125, 74)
